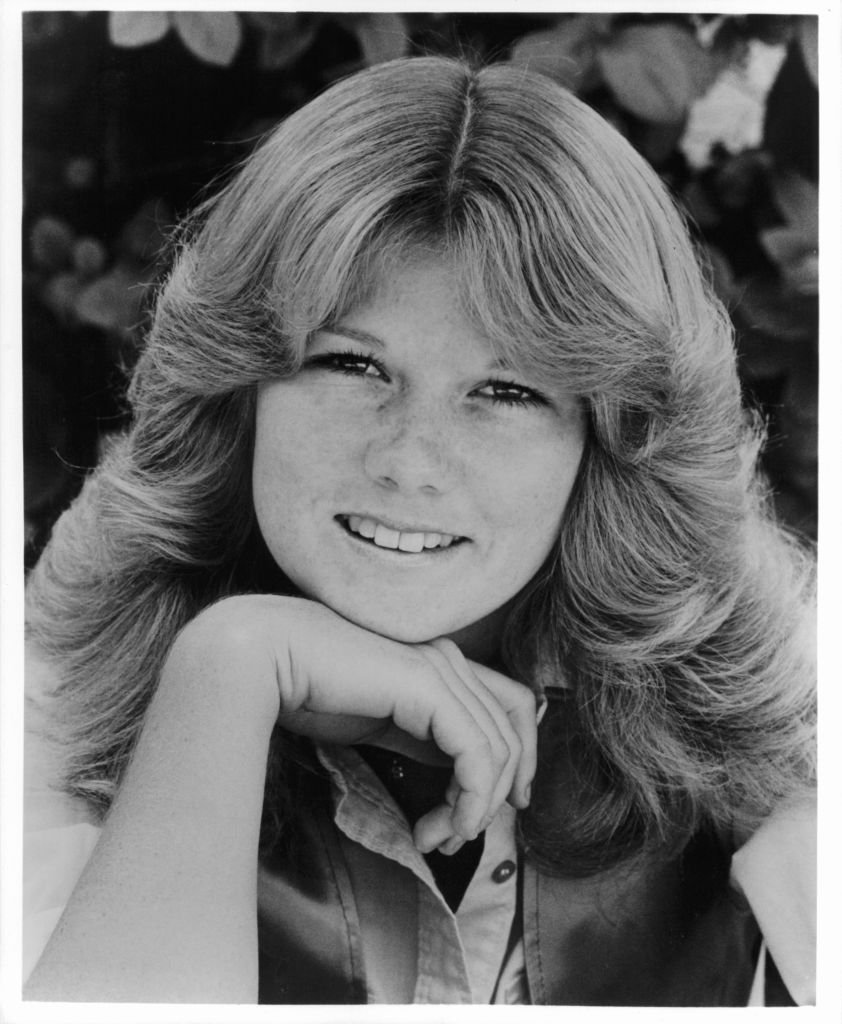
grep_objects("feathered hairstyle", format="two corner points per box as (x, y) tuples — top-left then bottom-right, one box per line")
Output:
(26, 57), (815, 873)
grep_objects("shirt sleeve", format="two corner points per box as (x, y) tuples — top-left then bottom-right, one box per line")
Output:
(729, 793), (817, 1006)
(23, 648), (102, 983)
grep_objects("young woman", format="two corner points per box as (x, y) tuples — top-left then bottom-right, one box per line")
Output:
(23, 56), (816, 1005)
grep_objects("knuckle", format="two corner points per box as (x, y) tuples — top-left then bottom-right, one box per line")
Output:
(432, 637), (460, 658)
(487, 734), (510, 770)
(496, 716), (519, 751)
(474, 734), (496, 769)
(520, 686), (538, 714)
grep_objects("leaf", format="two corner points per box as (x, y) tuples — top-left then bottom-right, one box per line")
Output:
(351, 13), (409, 67)
(680, 179), (721, 229)
(244, 12), (302, 35)
(782, 361), (818, 427)
(798, 17), (818, 88)
(783, 254), (818, 296)
(598, 23), (718, 124)
(735, 273), (814, 347)
(172, 11), (242, 67)
(714, 151), (771, 210)
(510, 16), (609, 91)
(30, 216), (75, 271)
(759, 228), (817, 295)
(680, 40), (785, 171)
(23, 12), (66, 46)
(108, 11), (170, 49)
(776, 361), (818, 494)
(757, 169), (818, 294)
(64, 156), (96, 190)
(759, 227), (812, 268)
(770, 170), (818, 243)
(254, 16), (321, 72)
(118, 199), (173, 265)
(72, 237), (108, 280)
(637, 120), (684, 166)
(42, 271), (84, 324)
(75, 263), (149, 334)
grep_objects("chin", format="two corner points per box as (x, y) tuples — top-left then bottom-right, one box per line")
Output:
(322, 595), (458, 643)
(332, 598), (508, 663)
(345, 609), (454, 644)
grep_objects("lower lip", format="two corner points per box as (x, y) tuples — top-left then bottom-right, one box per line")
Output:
(336, 519), (466, 562)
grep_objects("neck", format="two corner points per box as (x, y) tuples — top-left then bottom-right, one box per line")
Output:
(446, 601), (512, 666)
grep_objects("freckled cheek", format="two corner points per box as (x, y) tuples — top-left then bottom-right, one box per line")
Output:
(255, 397), (367, 488)
(477, 439), (583, 541)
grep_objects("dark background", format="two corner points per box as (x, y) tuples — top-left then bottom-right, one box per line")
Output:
(22, 11), (819, 569)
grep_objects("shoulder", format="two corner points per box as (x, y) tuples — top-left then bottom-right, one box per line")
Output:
(24, 641), (102, 981)
(730, 792), (817, 1005)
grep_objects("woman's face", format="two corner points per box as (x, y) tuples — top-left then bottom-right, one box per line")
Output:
(253, 258), (586, 659)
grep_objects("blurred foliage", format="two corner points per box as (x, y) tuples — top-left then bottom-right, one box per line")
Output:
(23, 11), (818, 566)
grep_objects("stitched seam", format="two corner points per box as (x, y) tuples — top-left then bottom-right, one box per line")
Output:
(316, 808), (366, 1002)
(535, 878), (546, 1001)
(529, 867), (546, 1003)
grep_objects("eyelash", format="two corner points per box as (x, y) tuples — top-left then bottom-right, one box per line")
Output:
(475, 380), (546, 409)
(307, 350), (388, 379)
(306, 349), (547, 409)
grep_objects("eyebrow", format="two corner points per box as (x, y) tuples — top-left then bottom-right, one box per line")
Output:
(320, 324), (385, 349)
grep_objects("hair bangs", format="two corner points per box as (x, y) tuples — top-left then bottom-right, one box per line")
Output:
(443, 209), (666, 421)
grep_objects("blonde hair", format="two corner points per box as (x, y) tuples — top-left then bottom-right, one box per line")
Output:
(27, 57), (815, 872)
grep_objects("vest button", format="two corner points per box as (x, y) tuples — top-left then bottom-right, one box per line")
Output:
(491, 860), (516, 883)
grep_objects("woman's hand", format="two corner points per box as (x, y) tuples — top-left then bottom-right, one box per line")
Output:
(24, 594), (536, 1001)
(185, 595), (538, 851)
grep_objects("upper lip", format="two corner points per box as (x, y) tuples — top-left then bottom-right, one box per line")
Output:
(336, 513), (469, 539)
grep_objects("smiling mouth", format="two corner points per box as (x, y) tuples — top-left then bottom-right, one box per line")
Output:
(337, 515), (467, 554)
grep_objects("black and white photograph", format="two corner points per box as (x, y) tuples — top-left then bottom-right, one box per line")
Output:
(2, 3), (838, 1019)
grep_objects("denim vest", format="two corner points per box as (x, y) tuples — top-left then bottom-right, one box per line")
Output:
(255, 766), (766, 1006)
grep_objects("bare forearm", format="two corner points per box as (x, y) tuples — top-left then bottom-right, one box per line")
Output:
(25, 631), (279, 1003)
(24, 594), (537, 1000)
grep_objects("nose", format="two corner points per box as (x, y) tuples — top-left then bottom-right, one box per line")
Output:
(363, 395), (458, 495)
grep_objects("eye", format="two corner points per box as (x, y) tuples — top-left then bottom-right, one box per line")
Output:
(474, 379), (547, 409)
(305, 349), (389, 381)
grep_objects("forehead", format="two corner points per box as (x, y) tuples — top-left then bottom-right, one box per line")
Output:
(306, 237), (593, 401)
(347, 256), (464, 320)
(332, 258), (514, 370)
(336, 248), (517, 359)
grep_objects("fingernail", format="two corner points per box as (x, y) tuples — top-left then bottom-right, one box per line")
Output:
(524, 782), (532, 805)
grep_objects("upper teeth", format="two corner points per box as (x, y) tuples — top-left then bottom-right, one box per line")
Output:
(345, 516), (456, 552)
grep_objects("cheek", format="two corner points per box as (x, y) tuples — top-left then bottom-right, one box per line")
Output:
(252, 390), (370, 558)
(267, 388), (370, 463)
(253, 396), (313, 524)
(482, 432), (584, 541)
(255, 391), (346, 482)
